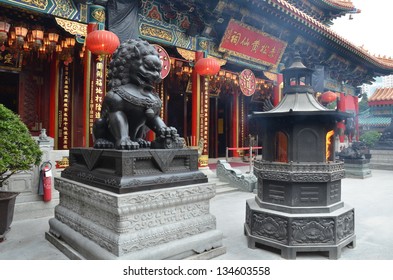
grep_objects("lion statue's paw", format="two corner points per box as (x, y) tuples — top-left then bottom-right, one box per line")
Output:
(137, 138), (151, 148)
(94, 138), (115, 149)
(157, 126), (179, 139)
(116, 137), (140, 150)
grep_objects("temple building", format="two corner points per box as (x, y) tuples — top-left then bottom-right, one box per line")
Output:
(1, 0), (393, 168)
(359, 87), (393, 133)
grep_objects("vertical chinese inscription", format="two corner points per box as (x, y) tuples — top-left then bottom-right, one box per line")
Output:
(58, 63), (72, 149)
(89, 56), (105, 145)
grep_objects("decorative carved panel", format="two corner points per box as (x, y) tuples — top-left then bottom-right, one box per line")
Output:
(252, 212), (288, 244)
(337, 210), (355, 241)
(291, 218), (334, 245)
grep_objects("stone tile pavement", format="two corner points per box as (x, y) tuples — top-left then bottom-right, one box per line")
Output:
(1, 167), (392, 260)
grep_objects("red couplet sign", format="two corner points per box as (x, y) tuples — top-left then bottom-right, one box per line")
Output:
(239, 69), (256, 96)
(219, 19), (287, 68)
(153, 44), (171, 79)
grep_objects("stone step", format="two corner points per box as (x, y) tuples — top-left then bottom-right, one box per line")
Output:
(216, 185), (238, 194)
(207, 175), (238, 194)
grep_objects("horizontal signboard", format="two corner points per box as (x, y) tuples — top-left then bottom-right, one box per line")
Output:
(219, 19), (287, 68)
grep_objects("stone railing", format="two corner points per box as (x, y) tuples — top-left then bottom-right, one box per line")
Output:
(216, 160), (257, 192)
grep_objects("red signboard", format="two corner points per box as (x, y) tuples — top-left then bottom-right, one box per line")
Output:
(239, 69), (256, 96)
(219, 19), (287, 67)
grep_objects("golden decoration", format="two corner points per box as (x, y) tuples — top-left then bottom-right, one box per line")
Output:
(55, 17), (87, 37)
(207, 55), (227, 66)
(198, 40), (208, 50)
(140, 24), (173, 42)
(263, 71), (277, 81)
(55, 156), (69, 168)
(92, 9), (105, 23)
(18, 0), (47, 9)
(199, 155), (208, 167)
(177, 48), (195, 61)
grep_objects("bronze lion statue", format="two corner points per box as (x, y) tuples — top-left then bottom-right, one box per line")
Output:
(338, 141), (369, 159)
(93, 39), (184, 150)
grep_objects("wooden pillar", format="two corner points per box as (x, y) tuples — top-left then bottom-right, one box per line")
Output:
(273, 73), (283, 106)
(191, 51), (203, 147)
(354, 95), (359, 141)
(337, 93), (346, 143)
(48, 56), (58, 139)
(232, 92), (239, 157)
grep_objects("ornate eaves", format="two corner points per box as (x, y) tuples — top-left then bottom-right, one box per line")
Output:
(55, 17), (87, 37)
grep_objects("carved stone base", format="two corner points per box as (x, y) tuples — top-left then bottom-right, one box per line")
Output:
(46, 177), (225, 260)
(245, 198), (356, 259)
(343, 159), (372, 179)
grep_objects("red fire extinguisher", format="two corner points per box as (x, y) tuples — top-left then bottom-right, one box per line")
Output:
(38, 161), (52, 202)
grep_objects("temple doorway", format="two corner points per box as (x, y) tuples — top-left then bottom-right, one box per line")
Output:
(0, 71), (19, 113)
(209, 93), (232, 158)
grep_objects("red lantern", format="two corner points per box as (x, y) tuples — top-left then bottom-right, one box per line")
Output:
(85, 30), (120, 55)
(321, 91), (337, 104)
(194, 57), (220, 76)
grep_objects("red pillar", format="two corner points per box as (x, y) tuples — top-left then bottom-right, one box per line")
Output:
(232, 92), (239, 157)
(354, 96), (359, 141)
(191, 51), (203, 146)
(337, 93), (346, 143)
(273, 73), (283, 106)
(48, 56), (58, 138)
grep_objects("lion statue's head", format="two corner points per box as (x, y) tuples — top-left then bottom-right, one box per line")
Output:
(108, 39), (162, 90)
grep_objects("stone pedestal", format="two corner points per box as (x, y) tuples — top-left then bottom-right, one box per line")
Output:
(245, 161), (356, 259)
(61, 148), (207, 194)
(343, 158), (372, 179)
(46, 148), (224, 259)
(46, 177), (225, 259)
(370, 149), (393, 170)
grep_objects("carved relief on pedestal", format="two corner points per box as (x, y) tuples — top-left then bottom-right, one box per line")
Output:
(337, 210), (355, 241)
(251, 212), (288, 244)
(291, 218), (334, 245)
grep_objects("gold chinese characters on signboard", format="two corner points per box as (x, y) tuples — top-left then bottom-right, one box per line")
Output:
(219, 19), (287, 68)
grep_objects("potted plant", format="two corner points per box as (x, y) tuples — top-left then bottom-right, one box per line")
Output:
(0, 104), (42, 241)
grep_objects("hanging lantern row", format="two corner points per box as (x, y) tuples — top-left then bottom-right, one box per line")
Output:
(0, 19), (11, 45)
(0, 18), (77, 54)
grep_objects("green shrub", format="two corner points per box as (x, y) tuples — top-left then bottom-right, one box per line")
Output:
(0, 104), (42, 186)
(360, 131), (380, 148)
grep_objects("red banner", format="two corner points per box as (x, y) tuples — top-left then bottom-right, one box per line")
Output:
(219, 19), (287, 67)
